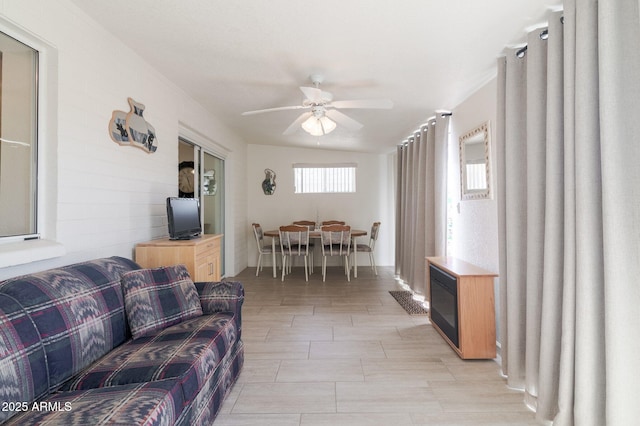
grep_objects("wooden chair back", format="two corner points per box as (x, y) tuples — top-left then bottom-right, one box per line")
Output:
(279, 225), (310, 256)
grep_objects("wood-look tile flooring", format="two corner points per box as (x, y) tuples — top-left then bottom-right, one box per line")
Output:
(216, 265), (537, 425)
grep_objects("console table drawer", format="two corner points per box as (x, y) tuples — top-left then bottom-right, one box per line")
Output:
(135, 234), (223, 282)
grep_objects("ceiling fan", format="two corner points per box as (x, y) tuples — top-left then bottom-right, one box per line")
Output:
(241, 74), (393, 136)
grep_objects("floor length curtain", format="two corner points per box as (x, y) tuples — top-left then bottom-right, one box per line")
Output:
(497, 2), (640, 424)
(395, 114), (449, 295)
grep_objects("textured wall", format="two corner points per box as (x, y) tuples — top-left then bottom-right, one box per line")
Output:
(0, 0), (247, 279)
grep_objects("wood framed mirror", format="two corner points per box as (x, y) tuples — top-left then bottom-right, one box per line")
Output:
(459, 121), (492, 200)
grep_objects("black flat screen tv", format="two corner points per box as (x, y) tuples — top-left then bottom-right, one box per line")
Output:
(166, 197), (202, 240)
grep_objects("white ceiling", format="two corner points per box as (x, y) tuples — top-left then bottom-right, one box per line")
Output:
(71, 0), (562, 153)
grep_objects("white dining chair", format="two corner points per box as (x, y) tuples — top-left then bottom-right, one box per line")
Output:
(321, 220), (345, 226)
(352, 221), (380, 277)
(320, 224), (351, 282)
(279, 225), (311, 282)
(252, 223), (279, 276)
(293, 220), (316, 273)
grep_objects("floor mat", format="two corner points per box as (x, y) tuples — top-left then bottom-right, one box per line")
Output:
(388, 290), (429, 315)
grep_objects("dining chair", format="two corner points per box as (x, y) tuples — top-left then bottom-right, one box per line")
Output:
(352, 221), (381, 277)
(293, 220), (316, 273)
(293, 220), (316, 228)
(279, 225), (310, 282)
(320, 224), (351, 282)
(321, 220), (345, 226)
(252, 223), (279, 276)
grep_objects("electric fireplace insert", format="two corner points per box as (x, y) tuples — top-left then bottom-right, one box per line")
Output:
(429, 264), (459, 348)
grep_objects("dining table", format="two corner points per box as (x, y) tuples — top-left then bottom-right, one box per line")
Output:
(263, 228), (368, 278)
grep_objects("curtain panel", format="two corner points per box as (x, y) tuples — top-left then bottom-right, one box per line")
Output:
(395, 114), (449, 295)
(497, 1), (640, 424)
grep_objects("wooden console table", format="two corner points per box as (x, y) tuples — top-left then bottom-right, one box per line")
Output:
(426, 256), (497, 359)
(135, 234), (223, 282)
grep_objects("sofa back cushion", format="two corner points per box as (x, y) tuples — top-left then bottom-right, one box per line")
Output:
(121, 265), (203, 339)
(0, 256), (139, 392)
(0, 293), (48, 423)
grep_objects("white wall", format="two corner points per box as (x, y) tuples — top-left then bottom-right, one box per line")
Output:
(447, 77), (501, 340)
(0, 0), (248, 279)
(448, 78), (499, 271)
(246, 144), (394, 268)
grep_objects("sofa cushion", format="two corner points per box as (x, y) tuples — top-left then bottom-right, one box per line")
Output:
(196, 280), (245, 339)
(196, 281), (245, 315)
(122, 265), (203, 339)
(62, 312), (238, 406)
(0, 294), (48, 423)
(0, 257), (139, 392)
(4, 380), (185, 426)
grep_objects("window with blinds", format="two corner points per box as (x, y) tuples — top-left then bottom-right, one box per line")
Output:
(293, 163), (357, 194)
(465, 163), (487, 190)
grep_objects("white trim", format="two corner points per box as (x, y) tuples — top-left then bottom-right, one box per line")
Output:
(292, 162), (357, 169)
(179, 121), (230, 160)
(0, 239), (65, 269)
(0, 234), (40, 244)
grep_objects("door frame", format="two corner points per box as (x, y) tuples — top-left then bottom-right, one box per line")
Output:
(178, 124), (229, 276)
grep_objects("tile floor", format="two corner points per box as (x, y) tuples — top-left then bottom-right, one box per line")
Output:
(215, 265), (537, 425)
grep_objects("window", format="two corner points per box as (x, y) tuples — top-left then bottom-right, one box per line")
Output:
(0, 31), (38, 240)
(293, 163), (357, 194)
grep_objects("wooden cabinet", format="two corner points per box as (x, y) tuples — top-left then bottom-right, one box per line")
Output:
(426, 256), (497, 359)
(135, 234), (223, 281)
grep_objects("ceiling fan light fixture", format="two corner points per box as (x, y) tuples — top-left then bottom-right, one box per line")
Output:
(301, 115), (336, 136)
(301, 115), (318, 134)
(319, 116), (337, 134)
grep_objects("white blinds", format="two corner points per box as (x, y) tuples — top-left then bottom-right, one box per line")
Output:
(293, 163), (357, 193)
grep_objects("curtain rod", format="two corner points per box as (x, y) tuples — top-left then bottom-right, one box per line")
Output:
(399, 111), (453, 146)
(515, 17), (562, 58)
(427, 111), (453, 121)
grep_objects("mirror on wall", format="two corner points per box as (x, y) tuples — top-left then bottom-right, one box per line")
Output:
(459, 121), (492, 200)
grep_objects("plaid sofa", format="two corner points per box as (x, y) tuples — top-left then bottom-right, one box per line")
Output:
(0, 257), (244, 425)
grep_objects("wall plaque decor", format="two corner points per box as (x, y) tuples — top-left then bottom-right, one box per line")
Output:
(109, 97), (158, 153)
(262, 169), (276, 195)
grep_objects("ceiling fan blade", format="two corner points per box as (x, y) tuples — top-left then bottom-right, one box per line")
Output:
(328, 99), (394, 109)
(283, 112), (312, 135)
(299, 86), (323, 102)
(241, 105), (307, 116)
(325, 109), (363, 131)
(299, 87), (333, 103)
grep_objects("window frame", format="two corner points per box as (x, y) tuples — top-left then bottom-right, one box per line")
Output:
(0, 18), (64, 269)
(0, 31), (39, 240)
(292, 163), (357, 194)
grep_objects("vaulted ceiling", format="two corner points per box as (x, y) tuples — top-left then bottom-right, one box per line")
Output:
(71, 0), (562, 153)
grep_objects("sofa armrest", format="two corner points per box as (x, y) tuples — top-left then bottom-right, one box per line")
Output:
(195, 281), (244, 316)
(195, 281), (244, 340)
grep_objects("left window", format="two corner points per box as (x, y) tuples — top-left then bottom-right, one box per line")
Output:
(0, 31), (38, 239)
